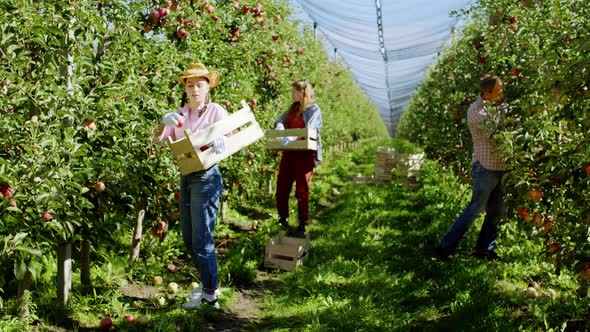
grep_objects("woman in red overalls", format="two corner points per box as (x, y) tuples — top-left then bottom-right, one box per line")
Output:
(274, 79), (323, 238)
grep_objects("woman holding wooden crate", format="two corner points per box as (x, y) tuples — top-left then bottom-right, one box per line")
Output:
(274, 79), (323, 238)
(152, 63), (226, 309)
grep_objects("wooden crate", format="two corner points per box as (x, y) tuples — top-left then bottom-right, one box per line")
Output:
(373, 147), (396, 183)
(266, 128), (317, 151)
(264, 234), (310, 271)
(167, 100), (263, 175)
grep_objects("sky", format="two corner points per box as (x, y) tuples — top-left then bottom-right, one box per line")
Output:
(289, 0), (475, 135)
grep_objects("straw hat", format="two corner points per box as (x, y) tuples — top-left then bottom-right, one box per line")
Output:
(174, 63), (220, 88)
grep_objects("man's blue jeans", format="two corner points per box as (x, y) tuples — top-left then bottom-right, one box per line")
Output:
(440, 162), (506, 254)
(179, 165), (222, 292)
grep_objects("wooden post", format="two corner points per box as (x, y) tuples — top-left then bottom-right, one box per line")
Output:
(220, 201), (228, 221)
(57, 243), (72, 304)
(130, 209), (145, 261)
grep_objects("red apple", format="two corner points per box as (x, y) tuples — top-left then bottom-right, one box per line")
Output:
(549, 242), (560, 253)
(211, 15), (219, 22)
(251, 99), (257, 107)
(544, 216), (554, 231)
(99, 317), (112, 330)
(173, 210), (181, 218)
(160, 18), (168, 26)
(84, 119), (96, 131)
(177, 28), (188, 39)
(177, 115), (185, 127)
(518, 207), (528, 219)
(94, 182), (105, 192)
(242, 5), (249, 13)
(159, 7), (169, 17)
(157, 220), (167, 230)
(43, 212), (53, 221)
(151, 228), (162, 238)
(150, 10), (160, 20)
(123, 314), (134, 323)
(511, 68), (519, 76)
(272, 35), (278, 41)
(0, 184), (13, 197)
(529, 189), (543, 201)
(528, 169), (539, 178)
(585, 163), (590, 175)
(174, 191), (180, 202)
(204, 3), (215, 13)
(143, 24), (152, 32)
(171, 3), (179, 11)
(477, 57), (486, 64)
(532, 213), (543, 227)
(251, 225), (258, 231)
(510, 16), (518, 24)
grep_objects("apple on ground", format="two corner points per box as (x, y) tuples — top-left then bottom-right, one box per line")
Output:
(123, 314), (134, 323)
(167, 282), (179, 294)
(525, 287), (539, 298)
(152, 276), (163, 285)
(99, 317), (113, 330)
(157, 296), (166, 307)
(189, 282), (199, 290)
(135, 314), (149, 326)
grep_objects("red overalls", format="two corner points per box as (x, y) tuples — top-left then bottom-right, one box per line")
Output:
(275, 112), (316, 225)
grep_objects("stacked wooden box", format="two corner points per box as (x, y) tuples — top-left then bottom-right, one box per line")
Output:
(264, 234), (310, 271)
(393, 152), (424, 187)
(373, 147), (397, 183)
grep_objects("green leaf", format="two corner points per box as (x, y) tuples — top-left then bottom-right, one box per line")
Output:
(14, 260), (26, 280)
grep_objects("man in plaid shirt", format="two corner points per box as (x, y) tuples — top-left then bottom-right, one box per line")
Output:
(436, 75), (507, 260)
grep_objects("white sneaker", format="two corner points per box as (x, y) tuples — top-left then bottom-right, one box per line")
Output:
(185, 287), (221, 300)
(182, 294), (220, 309)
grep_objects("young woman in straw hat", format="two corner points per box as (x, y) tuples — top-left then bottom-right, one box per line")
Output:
(274, 79), (323, 238)
(153, 63), (228, 309)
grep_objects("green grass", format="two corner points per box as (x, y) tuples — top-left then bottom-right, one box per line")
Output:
(0, 138), (587, 331)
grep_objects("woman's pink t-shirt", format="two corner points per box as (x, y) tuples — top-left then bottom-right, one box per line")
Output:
(153, 102), (229, 143)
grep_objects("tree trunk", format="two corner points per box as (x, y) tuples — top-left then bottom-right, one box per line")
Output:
(17, 270), (32, 321)
(130, 209), (145, 260)
(80, 228), (92, 289)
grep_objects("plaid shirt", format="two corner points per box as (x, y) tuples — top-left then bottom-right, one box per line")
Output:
(467, 96), (507, 171)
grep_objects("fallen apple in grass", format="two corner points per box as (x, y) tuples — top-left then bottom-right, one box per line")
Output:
(525, 287), (539, 298)
(99, 317), (113, 330)
(135, 314), (149, 326)
(152, 276), (163, 285)
(189, 282), (199, 290)
(167, 282), (179, 294)
(157, 296), (166, 307)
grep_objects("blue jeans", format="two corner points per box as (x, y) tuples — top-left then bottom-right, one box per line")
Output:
(179, 165), (222, 292)
(440, 162), (506, 253)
